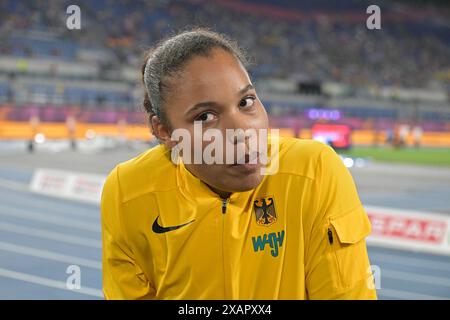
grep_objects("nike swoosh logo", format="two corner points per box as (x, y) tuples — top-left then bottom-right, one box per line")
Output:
(152, 216), (195, 234)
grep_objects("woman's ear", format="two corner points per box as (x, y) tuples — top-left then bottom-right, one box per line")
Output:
(150, 115), (176, 149)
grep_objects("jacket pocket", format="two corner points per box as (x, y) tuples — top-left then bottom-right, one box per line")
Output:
(328, 205), (372, 289)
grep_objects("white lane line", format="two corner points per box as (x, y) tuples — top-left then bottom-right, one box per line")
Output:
(0, 178), (30, 193)
(0, 185), (99, 219)
(0, 241), (101, 270)
(0, 222), (101, 249)
(0, 267), (103, 298)
(382, 269), (450, 288)
(0, 194), (99, 220)
(370, 252), (450, 273)
(0, 205), (100, 232)
(378, 288), (448, 300)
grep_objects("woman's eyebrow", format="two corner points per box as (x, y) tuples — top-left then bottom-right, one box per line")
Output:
(185, 101), (221, 117)
(238, 84), (255, 95)
(185, 84), (255, 117)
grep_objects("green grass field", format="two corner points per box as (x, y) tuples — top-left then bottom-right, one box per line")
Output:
(340, 146), (450, 167)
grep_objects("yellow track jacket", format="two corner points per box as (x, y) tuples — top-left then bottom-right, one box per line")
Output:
(101, 137), (377, 300)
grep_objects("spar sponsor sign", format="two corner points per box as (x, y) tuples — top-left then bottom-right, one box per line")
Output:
(30, 168), (105, 204)
(365, 205), (450, 256)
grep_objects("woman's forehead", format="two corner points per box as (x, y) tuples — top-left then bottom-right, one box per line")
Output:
(173, 49), (251, 101)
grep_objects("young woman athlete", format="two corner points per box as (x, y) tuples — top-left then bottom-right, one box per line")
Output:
(101, 29), (377, 300)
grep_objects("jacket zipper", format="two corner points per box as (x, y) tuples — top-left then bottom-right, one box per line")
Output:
(222, 198), (228, 214)
(327, 228), (334, 245)
(221, 197), (228, 298)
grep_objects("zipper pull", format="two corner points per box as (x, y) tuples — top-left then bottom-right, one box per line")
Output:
(222, 198), (228, 214)
(327, 228), (333, 245)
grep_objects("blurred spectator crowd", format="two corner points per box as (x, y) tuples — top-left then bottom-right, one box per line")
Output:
(0, 0), (449, 89)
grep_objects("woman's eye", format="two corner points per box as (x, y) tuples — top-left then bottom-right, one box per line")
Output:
(195, 112), (216, 122)
(239, 97), (256, 108)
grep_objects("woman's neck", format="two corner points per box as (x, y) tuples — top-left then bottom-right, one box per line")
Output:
(206, 184), (232, 199)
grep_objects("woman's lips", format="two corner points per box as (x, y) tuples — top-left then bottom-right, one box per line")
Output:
(228, 152), (260, 172)
(230, 152), (259, 165)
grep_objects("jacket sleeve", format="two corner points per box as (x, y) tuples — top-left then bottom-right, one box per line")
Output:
(305, 145), (377, 300)
(101, 165), (156, 299)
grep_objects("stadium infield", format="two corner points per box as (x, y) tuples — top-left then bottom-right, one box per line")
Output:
(344, 146), (450, 167)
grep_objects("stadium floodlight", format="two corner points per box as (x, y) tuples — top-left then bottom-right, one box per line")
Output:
(34, 133), (46, 144)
